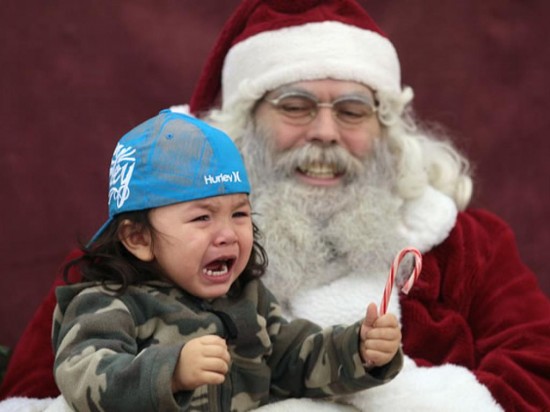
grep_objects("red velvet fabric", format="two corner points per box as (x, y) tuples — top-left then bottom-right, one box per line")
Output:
(0, 283), (59, 399)
(401, 210), (550, 411)
(0, 250), (82, 399)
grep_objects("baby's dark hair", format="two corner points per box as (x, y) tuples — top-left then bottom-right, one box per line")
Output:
(63, 209), (268, 296)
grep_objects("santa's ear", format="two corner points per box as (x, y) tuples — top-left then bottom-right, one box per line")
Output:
(118, 219), (154, 262)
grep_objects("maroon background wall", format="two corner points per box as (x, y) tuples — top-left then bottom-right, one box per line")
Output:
(1, 0), (549, 349)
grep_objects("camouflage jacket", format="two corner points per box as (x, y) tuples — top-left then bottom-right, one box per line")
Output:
(52, 279), (402, 411)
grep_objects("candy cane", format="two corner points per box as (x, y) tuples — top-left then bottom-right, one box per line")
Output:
(380, 247), (423, 315)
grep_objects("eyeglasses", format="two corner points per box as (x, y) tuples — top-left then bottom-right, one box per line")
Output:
(264, 91), (377, 127)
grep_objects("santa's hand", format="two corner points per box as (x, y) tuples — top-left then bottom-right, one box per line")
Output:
(359, 302), (401, 367)
(172, 335), (230, 392)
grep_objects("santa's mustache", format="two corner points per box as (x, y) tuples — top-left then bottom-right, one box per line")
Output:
(271, 143), (365, 181)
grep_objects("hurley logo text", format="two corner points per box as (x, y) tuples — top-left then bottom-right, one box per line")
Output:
(204, 171), (242, 185)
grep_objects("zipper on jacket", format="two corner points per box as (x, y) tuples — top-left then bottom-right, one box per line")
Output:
(206, 374), (232, 412)
(199, 301), (239, 342)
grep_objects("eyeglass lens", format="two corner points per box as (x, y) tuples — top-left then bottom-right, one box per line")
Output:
(269, 94), (376, 125)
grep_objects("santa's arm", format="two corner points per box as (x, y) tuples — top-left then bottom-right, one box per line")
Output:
(398, 210), (550, 411)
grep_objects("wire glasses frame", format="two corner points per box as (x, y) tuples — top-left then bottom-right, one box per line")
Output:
(264, 91), (378, 127)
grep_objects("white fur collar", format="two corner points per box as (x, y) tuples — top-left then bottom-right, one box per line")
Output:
(398, 186), (458, 253)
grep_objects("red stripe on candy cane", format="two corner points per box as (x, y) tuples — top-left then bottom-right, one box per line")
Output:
(379, 247), (423, 315)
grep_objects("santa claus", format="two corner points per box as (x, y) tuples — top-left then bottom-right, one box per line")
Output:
(1, 0), (549, 411)
(184, 0), (550, 411)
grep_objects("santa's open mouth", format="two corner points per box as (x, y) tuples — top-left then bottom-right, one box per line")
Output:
(297, 161), (343, 179)
(203, 258), (235, 277)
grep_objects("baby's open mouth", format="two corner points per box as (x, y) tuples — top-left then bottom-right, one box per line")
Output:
(203, 258), (235, 277)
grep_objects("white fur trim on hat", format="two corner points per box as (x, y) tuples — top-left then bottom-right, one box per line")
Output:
(222, 21), (401, 112)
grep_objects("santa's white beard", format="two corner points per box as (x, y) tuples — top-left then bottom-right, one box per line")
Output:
(237, 124), (411, 313)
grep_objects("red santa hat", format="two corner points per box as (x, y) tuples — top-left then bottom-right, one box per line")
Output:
(189, 0), (401, 116)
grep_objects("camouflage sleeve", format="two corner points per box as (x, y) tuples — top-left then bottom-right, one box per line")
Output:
(259, 283), (403, 399)
(52, 287), (188, 412)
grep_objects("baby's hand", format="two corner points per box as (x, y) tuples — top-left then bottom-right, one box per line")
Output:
(172, 335), (230, 392)
(359, 302), (401, 367)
